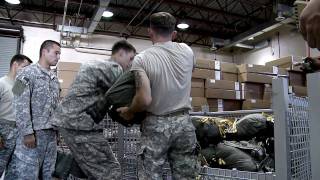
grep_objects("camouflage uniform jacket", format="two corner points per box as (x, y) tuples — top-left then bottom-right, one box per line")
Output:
(53, 60), (122, 130)
(13, 63), (60, 136)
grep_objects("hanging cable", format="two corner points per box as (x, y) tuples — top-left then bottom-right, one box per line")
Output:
(75, 0), (83, 25)
(119, 0), (151, 37)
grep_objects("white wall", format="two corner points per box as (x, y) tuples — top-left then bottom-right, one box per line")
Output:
(22, 26), (232, 64)
(234, 27), (320, 65)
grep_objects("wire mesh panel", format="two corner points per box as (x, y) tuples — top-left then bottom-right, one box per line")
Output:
(287, 95), (312, 180)
(199, 167), (276, 180)
(103, 116), (119, 157)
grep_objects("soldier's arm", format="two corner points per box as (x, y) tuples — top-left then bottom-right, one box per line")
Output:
(13, 72), (34, 136)
(128, 71), (152, 113)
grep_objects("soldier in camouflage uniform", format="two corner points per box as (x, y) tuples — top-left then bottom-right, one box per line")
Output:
(0, 54), (32, 179)
(13, 40), (61, 180)
(52, 40), (136, 180)
(117, 12), (200, 180)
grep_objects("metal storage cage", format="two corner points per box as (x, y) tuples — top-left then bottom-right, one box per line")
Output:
(59, 75), (318, 180)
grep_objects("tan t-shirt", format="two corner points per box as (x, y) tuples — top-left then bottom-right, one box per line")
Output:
(131, 41), (195, 115)
(0, 75), (15, 122)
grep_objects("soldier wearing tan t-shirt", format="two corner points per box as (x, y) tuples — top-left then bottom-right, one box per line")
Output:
(0, 54), (32, 179)
(117, 12), (200, 180)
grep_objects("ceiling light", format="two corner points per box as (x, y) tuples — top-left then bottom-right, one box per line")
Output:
(177, 23), (189, 29)
(248, 37), (254, 40)
(5, 0), (20, 4)
(102, 11), (113, 18)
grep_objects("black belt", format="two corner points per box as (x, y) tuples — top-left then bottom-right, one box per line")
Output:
(149, 109), (189, 117)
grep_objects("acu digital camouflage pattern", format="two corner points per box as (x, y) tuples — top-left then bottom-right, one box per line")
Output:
(13, 63), (60, 136)
(12, 63), (59, 180)
(58, 128), (121, 180)
(0, 123), (16, 176)
(138, 114), (201, 180)
(53, 60), (123, 180)
(14, 130), (57, 180)
(53, 60), (122, 130)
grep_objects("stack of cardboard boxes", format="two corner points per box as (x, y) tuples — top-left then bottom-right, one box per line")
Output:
(57, 62), (81, 98)
(190, 58), (297, 112)
(265, 56), (307, 97)
(191, 59), (242, 112)
(237, 64), (287, 109)
(190, 59), (213, 111)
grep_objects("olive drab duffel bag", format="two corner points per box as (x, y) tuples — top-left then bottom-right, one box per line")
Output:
(86, 71), (146, 127)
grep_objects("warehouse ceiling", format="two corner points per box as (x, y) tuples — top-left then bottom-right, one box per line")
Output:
(0, 0), (297, 47)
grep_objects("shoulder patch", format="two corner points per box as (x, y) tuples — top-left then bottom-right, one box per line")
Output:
(12, 79), (28, 96)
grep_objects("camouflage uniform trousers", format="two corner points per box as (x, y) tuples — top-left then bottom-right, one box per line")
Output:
(58, 128), (121, 180)
(13, 129), (57, 180)
(138, 113), (201, 180)
(0, 123), (17, 179)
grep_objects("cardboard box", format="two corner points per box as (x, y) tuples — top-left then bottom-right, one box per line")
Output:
(289, 86), (307, 97)
(264, 84), (272, 92)
(238, 64), (287, 75)
(263, 92), (272, 100)
(265, 56), (303, 72)
(242, 91), (263, 100)
(239, 73), (276, 84)
(57, 62), (81, 71)
(193, 106), (205, 112)
(191, 97), (208, 107)
(191, 87), (205, 97)
(205, 89), (241, 100)
(209, 106), (219, 112)
(57, 71), (78, 89)
(191, 78), (204, 88)
(208, 98), (242, 111)
(221, 62), (238, 73)
(195, 59), (215, 69)
(223, 99), (242, 111)
(205, 79), (240, 90)
(192, 68), (214, 79)
(288, 71), (306, 86)
(241, 82), (265, 93)
(242, 99), (271, 110)
(222, 72), (238, 81)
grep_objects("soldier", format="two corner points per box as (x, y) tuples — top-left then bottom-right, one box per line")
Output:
(52, 40), (136, 179)
(0, 54), (32, 179)
(13, 40), (61, 179)
(300, 0), (320, 49)
(117, 12), (200, 180)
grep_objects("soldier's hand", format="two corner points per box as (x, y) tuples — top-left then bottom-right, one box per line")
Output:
(23, 134), (36, 148)
(117, 107), (134, 121)
(0, 136), (5, 150)
(300, 0), (320, 48)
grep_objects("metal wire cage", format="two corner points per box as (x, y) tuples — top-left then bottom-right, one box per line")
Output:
(58, 77), (315, 180)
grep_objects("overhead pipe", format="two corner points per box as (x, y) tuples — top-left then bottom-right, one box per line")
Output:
(216, 18), (294, 52)
(60, 0), (68, 37)
(87, 0), (111, 33)
(235, 40), (270, 50)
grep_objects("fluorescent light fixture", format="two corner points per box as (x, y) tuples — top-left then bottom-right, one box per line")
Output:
(5, 0), (20, 4)
(177, 23), (189, 29)
(248, 37), (254, 40)
(102, 11), (113, 18)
